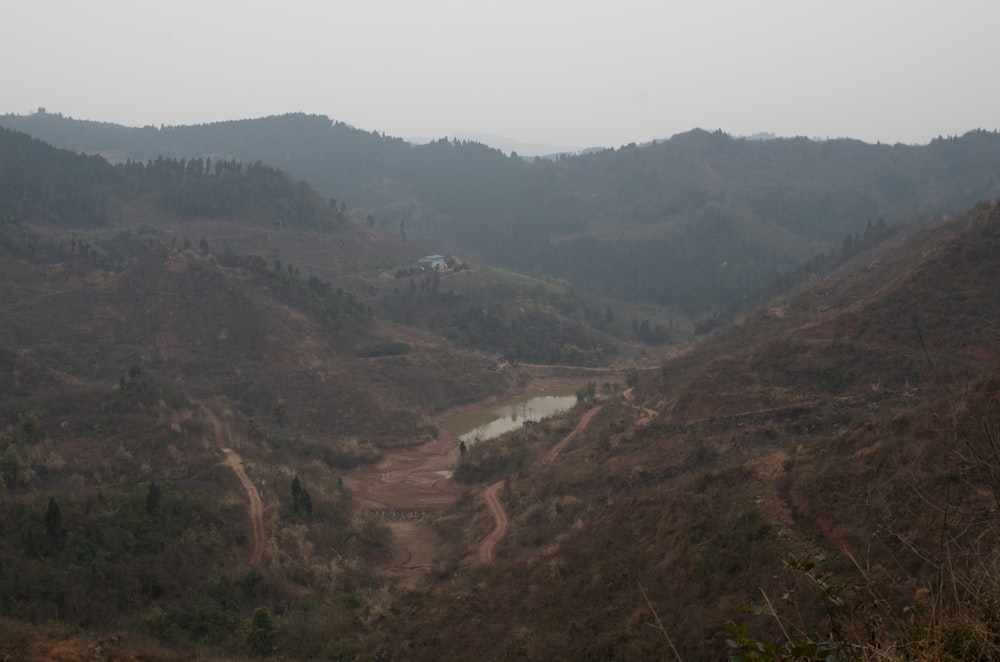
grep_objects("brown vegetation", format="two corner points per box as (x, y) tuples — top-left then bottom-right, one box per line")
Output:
(4, 130), (1000, 658)
(356, 201), (1000, 659)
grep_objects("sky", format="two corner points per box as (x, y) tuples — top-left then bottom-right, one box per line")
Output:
(5, 0), (999, 150)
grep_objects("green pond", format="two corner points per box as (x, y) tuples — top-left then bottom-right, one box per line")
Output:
(443, 385), (579, 445)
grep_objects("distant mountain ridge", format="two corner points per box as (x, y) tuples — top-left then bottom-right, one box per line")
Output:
(0, 124), (345, 232)
(4, 107), (1000, 659)
(4, 110), (1000, 317)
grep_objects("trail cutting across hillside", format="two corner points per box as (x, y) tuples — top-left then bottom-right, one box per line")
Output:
(623, 387), (658, 425)
(341, 373), (603, 510)
(202, 407), (265, 567)
(341, 374), (623, 570)
(478, 480), (508, 564)
(222, 448), (266, 567)
(543, 404), (605, 464)
(477, 402), (609, 564)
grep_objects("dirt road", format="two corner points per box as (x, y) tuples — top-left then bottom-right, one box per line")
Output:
(343, 372), (622, 510)
(543, 404), (604, 464)
(202, 407), (266, 567)
(342, 376), (614, 570)
(221, 448), (265, 566)
(477, 402), (610, 564)
(478, 480), (508, 564)
(622, 387), (658, 425)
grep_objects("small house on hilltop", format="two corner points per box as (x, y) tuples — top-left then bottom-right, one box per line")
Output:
(487, 352), (507, 369)
(418, 255), (448, 271)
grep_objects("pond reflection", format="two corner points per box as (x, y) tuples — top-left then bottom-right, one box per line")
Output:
(443, 386), (579, 445)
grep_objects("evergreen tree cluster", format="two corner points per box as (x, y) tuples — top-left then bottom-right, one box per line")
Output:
(215, 250), (370, 324)
(381, 280), (615, 365)
(0, 124), (346, 232)
(0, 127), (111, 227)
(290, 476), (312, 516)
(114, 156), (342, 228)
(0, 482), (241, 628)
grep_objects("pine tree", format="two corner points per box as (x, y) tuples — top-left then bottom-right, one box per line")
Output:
(291, 476), (313, 517)
(146, 481), (162, 515)
(291, 476), (302, 513)
(244, 606), (277, 656)
(1, 444), (24, 490)
(44, 496), (66, 553)
(299, 487), (312, 516)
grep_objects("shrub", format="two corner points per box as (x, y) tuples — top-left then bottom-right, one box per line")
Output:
(356, 341), (410, 358)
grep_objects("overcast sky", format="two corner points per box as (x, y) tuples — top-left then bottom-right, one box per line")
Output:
(6, 0), (999, 149)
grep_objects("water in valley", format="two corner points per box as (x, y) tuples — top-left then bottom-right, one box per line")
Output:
(442, 385), (579, 445)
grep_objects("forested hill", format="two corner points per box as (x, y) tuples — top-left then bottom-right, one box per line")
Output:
(5, 111), (1000, 316)
(0, 126), (113, 226)
(0, 125), (345, 231)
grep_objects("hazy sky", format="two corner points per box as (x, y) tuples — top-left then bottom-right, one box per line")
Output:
(6, 0), (999, 149)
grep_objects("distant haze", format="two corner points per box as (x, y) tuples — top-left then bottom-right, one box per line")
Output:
(449, 132), (580, 157)
(5, 0), (999, 148)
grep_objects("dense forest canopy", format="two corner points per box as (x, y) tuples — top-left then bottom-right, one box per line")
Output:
(0, 127), (112, 227)
(4, 112), (1000, 316)
(0, 126), (345, 231)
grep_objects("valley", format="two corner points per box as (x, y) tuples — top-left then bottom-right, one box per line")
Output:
(1, 119), (999, 660)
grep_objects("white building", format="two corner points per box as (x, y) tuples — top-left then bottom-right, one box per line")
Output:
(418, 255), (448, 270)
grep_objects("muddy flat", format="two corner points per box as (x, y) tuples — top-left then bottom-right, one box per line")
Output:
(341, 429), (461, 510)
(377, 520), (447, 589)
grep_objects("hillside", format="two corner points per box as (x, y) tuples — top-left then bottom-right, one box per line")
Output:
(5, 111), (1000, 318)
(0, 125), (667, 361)
(0, 219), (524, 657)
(3, 116), (1000, 660)
(355, 200), (1000, 659)
(0, 127), (667, 659)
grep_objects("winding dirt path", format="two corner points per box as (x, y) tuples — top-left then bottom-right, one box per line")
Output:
(342, 375), (613, 569)
(623, 387), (658, 425)
(221, 448), (265, 567)
(478, 480), (508, 564)
(477, 402), (607, 564)
(341, 373), (600, 510)
(202, 407), (266, 567)
(543, 404), (605, 464)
